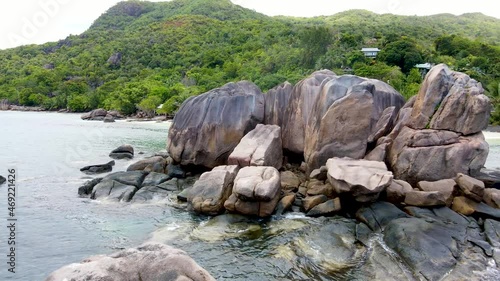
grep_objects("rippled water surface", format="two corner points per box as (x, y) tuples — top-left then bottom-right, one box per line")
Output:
(0, 111), (499, 281)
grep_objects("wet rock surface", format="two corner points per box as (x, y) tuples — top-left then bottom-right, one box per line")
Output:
(45, 243), (216, 281)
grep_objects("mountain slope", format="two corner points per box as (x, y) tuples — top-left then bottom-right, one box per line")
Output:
(0, 0), (499, 116)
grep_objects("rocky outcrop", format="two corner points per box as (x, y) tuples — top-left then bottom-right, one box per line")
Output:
(408, 64), (490, 135)
(80, 160), (115, 175)
(188, 165), (239, 215)
(387, 126), (488, 185)
(386, 64), (490, 184)
(91, 171), (147, 202)
(109, 144), (134, 159)
(264, 82), (293, 127)
(81, 109), (123, 121)
(304, 76), (404, 171)
(167, 81), (264, 168)
(78, 178), (103, 196)
(455, 173), (485, 202)
(228, 124), (283, 169)
(282, 70), (336, 155)
(224, 166), (280, 217)
(45, 243), (215, 281)
(326, 158), (393, 202)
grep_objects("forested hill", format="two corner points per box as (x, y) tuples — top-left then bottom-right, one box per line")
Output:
(1, 0), (499, 121)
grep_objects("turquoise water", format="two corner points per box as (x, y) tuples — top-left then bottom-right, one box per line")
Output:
(0, 111), (499, 281)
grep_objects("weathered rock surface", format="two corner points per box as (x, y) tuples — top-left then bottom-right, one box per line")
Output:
(385, 179), (413, 204)
(356, 201), (410, 232)
(275, 194), (295, 215)
(263, 82), (293, 127)
(224, 166), (280, 217)
(326, 158), (393, 202)
(80, 160), (115, 175)
(141, 172), (170, 187)
(471, 168), (500, 189)
(131, 186), (172, 203)
(91, 180), (137, 202)
(452, 196), (500, 219)
(127, 156), (166, 172)
(304, 76), (404, 171)
(303, 195), (328, 212)
(409, 64), (491, 135)
(387, 126), (488, 185)
(81, 108), (107, 121)
(280, 171), (300, 192)
(306, 198), (341, 217)
(282, 70), (336, 155)
(45, 242), (215, 281)
(483, 188), (500, 208)
(417, 179), (456, 205)
(386, 64), (491, 185)
(109, 144), (134, 159)
(405, 190), (447, 207)
(167, 81), (264, 168)
(188, 165), (239, 215)
(455, 173), (485, 202)
(78, 178), (103, 196)
(228, 124), (283, 169)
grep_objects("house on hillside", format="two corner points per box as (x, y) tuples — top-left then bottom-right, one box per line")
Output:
(415, 63), (434, 78)
(361, 47), (380, 58)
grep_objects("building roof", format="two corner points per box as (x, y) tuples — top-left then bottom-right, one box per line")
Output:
(361, 48), (380, 52)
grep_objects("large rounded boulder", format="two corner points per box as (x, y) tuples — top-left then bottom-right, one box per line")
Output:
(167, 81), (264, 168)
(304, 76), (405, 171)
(282, 70), (336, 155)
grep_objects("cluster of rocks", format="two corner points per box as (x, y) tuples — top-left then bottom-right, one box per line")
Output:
(80, 144), (135, 175)
(81, 108), (124, 122)
(78, 151), (191, 204)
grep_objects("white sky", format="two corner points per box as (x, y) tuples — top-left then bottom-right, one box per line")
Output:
(0, 0), (499, 50)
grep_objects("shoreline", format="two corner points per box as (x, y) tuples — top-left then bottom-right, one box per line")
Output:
(0, 107), (173, 123)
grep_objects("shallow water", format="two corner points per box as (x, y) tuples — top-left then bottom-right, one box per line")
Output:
(0, 111), (499, 280)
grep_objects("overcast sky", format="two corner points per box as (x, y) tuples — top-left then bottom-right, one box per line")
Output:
(1, 0), (498, 50)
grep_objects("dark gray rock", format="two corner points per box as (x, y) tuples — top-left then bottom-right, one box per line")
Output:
(167, 163), (186, 179)
(131, 186), (172, 203)
(80, 161), (115, 175)
(384, 217), (459, 281)
(103, 115), (115, 123)
(81, 108), (108, 121)
(142, 172), (170, 187)
(78, 178), (103, 196)
(355, 201), (410, 232)
(109, 144), (134, 159)
(471, 168), (500, 189)
(45, 242), (216, 281)
(306, 198), (341, 217)
(167, 81), (264, 168)
(91, 180), (137, 202)
(102, 171), (148, 188)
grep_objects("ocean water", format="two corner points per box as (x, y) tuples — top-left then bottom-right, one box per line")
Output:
(0, 111), (499, 281)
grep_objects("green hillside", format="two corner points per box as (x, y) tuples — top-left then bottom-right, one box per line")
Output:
(0, 0), (499, 120)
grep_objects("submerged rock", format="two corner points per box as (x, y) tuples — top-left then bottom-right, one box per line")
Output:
(45, 242), (215, 281)
(168, 81), (264, 168)
(80, 160), (115, 175)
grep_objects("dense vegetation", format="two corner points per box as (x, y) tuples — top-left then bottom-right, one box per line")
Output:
(0, 0), (499, 121)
